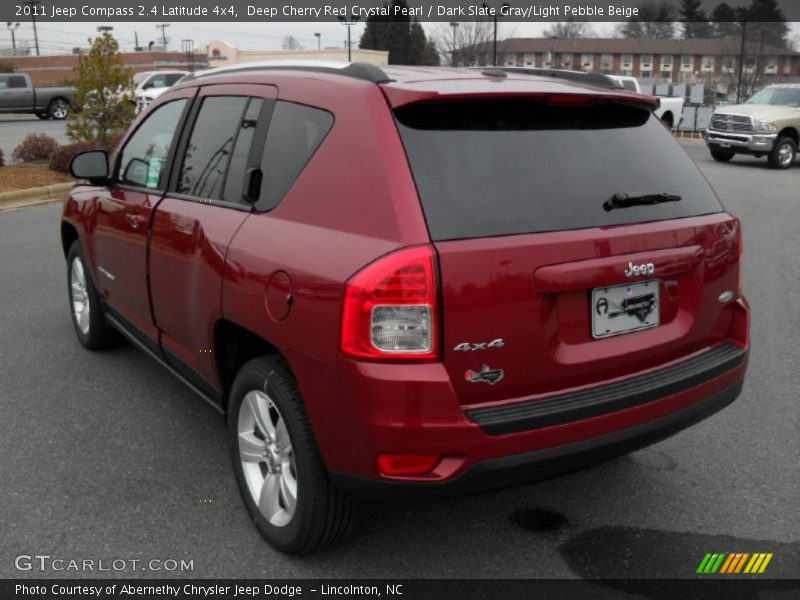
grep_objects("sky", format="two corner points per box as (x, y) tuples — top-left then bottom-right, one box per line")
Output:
(5, 21), (800, 56)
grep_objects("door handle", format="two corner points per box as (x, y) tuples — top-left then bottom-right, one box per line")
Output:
(126, 214), (147, 230)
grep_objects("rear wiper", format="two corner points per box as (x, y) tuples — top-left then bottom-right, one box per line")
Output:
(603, 192), (682, 211)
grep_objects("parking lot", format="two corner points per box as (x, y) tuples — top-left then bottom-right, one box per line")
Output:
(0, 117), (70, 158)
(0, 142), (798, 581)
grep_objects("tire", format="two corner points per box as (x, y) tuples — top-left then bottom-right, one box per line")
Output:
(710, 149), (735, 162)
(36, 113), (49, 120)
(48, 98), (69, 120)
(66, 242), (120, 350)
(767, 136), (796, 169)
(228, 356), (354, 554)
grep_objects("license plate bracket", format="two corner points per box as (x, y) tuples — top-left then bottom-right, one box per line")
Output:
(592, 280), (660, 339)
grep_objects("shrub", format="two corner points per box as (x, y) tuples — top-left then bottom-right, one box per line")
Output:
(0, 149), (5, 168)
(12, 134), (59, 163)
(49, 141), (100, 173)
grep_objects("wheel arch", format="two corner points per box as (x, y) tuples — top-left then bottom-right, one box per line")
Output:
(61, 221), (79, 258)
(777, 127), (798, 145)
(214, 319), (289, 410)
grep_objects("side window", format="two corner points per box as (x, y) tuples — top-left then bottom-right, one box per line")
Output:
(9, 76), (27, 89)
(177, 96), (248, 200)
(256, 101), (333, 212)
(118, 99), (187, 190)
(165, 74), (185, 86)
(222, 98), (264, 204)
(0, 77), (8, 90)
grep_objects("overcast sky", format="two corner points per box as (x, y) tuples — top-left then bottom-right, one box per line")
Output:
(5, 21), (800, 55)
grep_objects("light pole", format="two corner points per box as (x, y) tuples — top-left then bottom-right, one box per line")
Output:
(6, 22), (20, 55)
(23, 0), (40, 56)
(481, 3), (510, 66)
(338, 14), (359, 62)
(314, 32), (321, 50)
(449, 22), (459, 66)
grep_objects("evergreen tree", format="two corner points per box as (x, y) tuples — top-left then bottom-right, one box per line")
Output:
(745, 0), (790, 48)
(710, 3), (741, 38)
(359, 1), (438, 65)
(680, 0), (712, 38)
(618, 2), (677, 39)
(67, 32), (135, 149)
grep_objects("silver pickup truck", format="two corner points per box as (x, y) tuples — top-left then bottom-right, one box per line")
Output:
(0, 73), (76, 120)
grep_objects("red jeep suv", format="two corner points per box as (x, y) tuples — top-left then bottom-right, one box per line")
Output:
(62, 63), (749, 554)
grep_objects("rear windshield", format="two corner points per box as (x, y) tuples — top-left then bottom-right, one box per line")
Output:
(395, 99), (721, 241)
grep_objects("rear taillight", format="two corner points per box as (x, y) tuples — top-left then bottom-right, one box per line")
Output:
(341, 245), (439, 361)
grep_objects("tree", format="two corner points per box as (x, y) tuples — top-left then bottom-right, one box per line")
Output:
(710, 3), (741, 38)
(617, 2), (677, 39)
(281, 36), (304, 51)
(680, 0), (712, 38)
(67, 32), (135, 149)
(745, 0), (790, 48)
(543, 18), (594, 39)
(359, 1), (438, 65)
(433, 21), (494, 66)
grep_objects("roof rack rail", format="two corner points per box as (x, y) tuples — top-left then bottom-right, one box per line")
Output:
(183, 60), (393, 85)
(468, 66), (622, 91)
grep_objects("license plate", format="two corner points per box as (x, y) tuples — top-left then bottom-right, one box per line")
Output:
(719, 142), (731, 148)
(592, 280), (660, 339)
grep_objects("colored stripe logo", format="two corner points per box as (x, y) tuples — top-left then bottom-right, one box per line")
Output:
(696, 552), (773, 574)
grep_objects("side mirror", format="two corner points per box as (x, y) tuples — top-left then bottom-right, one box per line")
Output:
(69, 150), (109, 185)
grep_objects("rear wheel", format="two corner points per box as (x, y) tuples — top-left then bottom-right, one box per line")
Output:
(710, 149), (735, 162)
(228, 356), (354, 554)
(767, 137), (796, 169)
(48, 98), (69, 120)
(66, 242), (120, 349)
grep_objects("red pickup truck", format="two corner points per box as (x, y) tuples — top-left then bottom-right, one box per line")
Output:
(61, 62), (749, 554)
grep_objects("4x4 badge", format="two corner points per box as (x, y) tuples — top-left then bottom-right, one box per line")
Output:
(465, 365), (504, 385)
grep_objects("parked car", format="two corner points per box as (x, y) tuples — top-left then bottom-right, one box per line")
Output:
(131, 70), (188, 112)
(62, 62), (749, 554)
(0, 73), (75, 120)
(706, 83), (800, 169)
(607, 75), (685, 128)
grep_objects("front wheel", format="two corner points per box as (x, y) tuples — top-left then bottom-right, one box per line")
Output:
(66, 242), (120, 349)
(48, 98), (69, 120)
(228, 356), (354, 554)
(767, 137), (797, 169)
(710, 149), (735, 162)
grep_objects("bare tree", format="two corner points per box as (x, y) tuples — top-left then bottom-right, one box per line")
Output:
(617, 1), (677, 39)
(718, 29), (779, 102)
(433, 21), (494, 67)
(281, 36), (304, 51)
(543, 18), (594, 39)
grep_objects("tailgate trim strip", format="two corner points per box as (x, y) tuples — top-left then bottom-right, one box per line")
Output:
(465, 343), (746, 435)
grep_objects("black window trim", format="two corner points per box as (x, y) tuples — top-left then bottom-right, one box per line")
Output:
(166, 92), (276, 212)
(113, 94), (195, 195)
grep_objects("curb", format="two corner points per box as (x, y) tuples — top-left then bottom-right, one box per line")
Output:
(0, 182), (74, 212)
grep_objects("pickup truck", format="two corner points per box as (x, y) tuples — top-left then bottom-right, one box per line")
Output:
(608, 75), (684, 129)
(706, 83), (800, 169)
(0, 73), (75, 120)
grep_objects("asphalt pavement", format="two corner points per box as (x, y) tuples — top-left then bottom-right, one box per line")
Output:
(0, 142), (798, 582)
(0, 117), (70, 159)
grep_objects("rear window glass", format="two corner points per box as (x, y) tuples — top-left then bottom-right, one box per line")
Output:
(395, 99), (721, 241)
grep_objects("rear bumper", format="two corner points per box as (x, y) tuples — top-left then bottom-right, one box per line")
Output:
(330, 380), (743, 500)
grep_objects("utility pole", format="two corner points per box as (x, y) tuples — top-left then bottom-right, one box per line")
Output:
(481, 3), (510, 66)
(23, 0), (40, 56)
(338, 14), (359, 62)
(449, 22), (459, 66)
(314, 32), (321, 50)
(156, 23), (170, 50)
(736, 20), (747, 104)
(6, 22), (20, 55)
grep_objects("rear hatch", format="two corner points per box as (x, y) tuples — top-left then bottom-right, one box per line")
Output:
(394, 94), (741, 406)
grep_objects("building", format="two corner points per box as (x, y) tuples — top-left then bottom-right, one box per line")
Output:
(457, 38), (800, 95)
(0, 51), (208, 86)
(206, 40), (388, 66)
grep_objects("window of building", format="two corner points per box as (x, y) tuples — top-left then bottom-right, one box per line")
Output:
(118, 99), (187, 190)
(681, 55), (694, 70)
(601, 54), (613, 73)
(661, 54), (673, 68)
(523, 53), (534, 66)
(561, 53), (573, 68)
(581, 53), (593, 70)
(702, 55), (715, 71)
(256, 101), (333, 212)
(744, 56), (756, 70)
(640, 54), (653, 68)
(504, 53), (517, 66)
(723, 56), (735, 71)
(621, 54), (633, 67)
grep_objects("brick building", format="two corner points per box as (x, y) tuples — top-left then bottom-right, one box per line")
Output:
(0, 51), (208, 86)
(458, 38), (800, 94)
